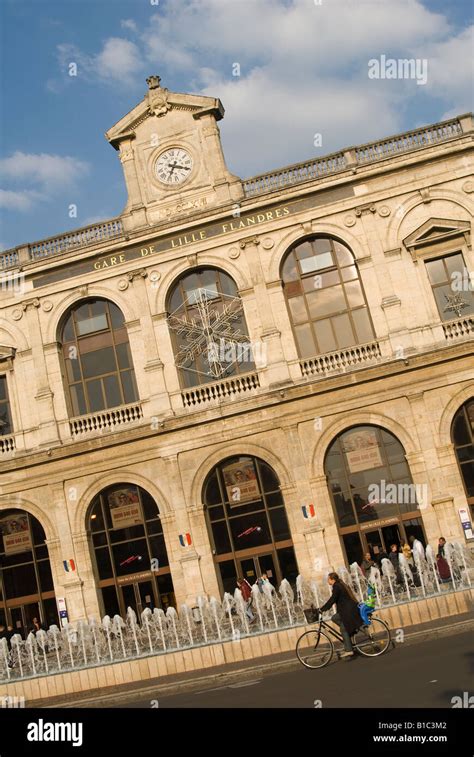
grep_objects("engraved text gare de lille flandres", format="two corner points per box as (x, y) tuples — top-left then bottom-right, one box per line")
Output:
(92, 205), (291, 271)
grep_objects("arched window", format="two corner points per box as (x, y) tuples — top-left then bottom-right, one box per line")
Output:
(324, 425), (425, 566)
(203, 455), (298, 594)
(87, 484), (175, 618)
(0, 510), (58, 633)
(282, 236), (375, 357)
(60, 299), (138, 416)
(451, 398), (474, 512)
(167, 268), (254, 388)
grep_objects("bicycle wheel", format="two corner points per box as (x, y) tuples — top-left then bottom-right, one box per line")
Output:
(352, 618), (391, 657)
(296, 629), (334, 669)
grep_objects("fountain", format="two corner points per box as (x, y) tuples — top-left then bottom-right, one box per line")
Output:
(0, 540), (472, 684)
(381, 558), (397, 604)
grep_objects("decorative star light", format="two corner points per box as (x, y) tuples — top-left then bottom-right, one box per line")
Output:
(443, 292), (469, 318)
(167, 288), (252, 379)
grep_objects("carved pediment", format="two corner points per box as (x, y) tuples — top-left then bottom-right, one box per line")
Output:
(105, 76), (224, 149)
(403, 218), (471, 260)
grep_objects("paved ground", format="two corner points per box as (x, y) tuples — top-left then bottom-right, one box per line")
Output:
(42, 612), (473, 709)
(120, 630), (473, 709)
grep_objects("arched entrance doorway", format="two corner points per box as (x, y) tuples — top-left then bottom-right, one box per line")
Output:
(451, 397), (474, 520)
(203, 455), (298, 594)
(0, 510), (58, 637)
(324, 425), (427, 566)
(87, 483), (175, 618)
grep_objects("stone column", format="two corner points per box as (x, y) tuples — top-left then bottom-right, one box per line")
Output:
(279, 424), (340, 578)
(47, 482), (92, 622)
(117, 138), (148, 231)
(162, 455), (207, 603)
(152, 312), (183, 412)
(308, 474), (346, 575)
(240, 236), (291, 388)
(20, 299), (60, 446)
(122, 269), (173, 419)
(195, 114), (244, 203)
(432, 443), (470, 542)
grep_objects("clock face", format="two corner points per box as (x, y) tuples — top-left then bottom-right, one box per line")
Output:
(154, 148), (193, 185)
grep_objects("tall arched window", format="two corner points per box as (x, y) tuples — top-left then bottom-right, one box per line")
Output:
(167, 268), (254, 388)
(60, 299), (138, 416)
(451, 398), (474, 514)
(324, 425), (425, 566)
(203, 455), (298, 594)
(282, 236), (375, 358)
(0, 510), (58, 635)
(87, 483), (175, 618)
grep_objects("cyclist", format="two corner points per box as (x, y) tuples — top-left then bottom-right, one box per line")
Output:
(318, 572), (362, 658)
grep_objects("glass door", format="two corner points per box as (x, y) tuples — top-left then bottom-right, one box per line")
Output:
(120, 584), (137, 616)
(256, 554), (277, 586)
(138, 580), (156, 612)
(8, 602), (40, 638)
(364, 529), (385, 563)
(238, 558), (258, 585)
(381, 524), (402, 551)
(119, 580), (159, 617)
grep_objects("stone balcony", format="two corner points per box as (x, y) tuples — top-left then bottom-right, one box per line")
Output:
(1, 114), (471, 272)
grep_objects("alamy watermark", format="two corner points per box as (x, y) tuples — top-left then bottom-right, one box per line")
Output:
(207, 338), (267, 368)
(450, 268), (473, 292)
(368, 481), (429, 509)
(0, 271), (26, 295)
(368, 55), (428, 86)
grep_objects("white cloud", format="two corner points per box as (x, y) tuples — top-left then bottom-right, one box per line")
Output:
(422, 26), (474, 113)
(46, 1), (472, 173)
(0, 152), (89, 188)
(0, 189), (45, 212)
(0, 153), (90, 213)
(96, 38), (143, 84)
(55, 37), (143, 89)
(121, 19), (138, 33)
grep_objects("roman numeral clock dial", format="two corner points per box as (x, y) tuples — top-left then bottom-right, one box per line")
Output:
(154, 148), (193, 185)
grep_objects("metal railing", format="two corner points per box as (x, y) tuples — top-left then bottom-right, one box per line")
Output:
(29, 219), (124, 260)
(243, 152), (347, 197)
(181, 372), (260, 407)
(244, 116), (466, 198)
(69, 402), (143, 437)
(300, 340), (382, 377)
(0, 115), (470, 270)
(442, 315), (474, 340)
(355, 118), (462, 163)
(0, 435), (15, 454)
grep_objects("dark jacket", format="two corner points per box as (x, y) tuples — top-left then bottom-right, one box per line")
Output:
(320, 581), (362, 635)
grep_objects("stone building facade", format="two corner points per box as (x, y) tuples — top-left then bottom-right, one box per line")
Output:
(0, 78), (473, 631)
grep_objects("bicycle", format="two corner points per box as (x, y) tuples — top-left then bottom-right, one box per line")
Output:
(296, 607), (391, 669)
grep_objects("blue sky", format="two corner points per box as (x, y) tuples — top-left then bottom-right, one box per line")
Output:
(1, 0), (473, 251)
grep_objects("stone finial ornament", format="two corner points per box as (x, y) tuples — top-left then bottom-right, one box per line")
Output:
(146, 75), (162, 90)
(147, 75), (172, 117)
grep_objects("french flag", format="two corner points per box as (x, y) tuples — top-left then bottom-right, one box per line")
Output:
(302, 504), (316, 519)
(63, 559), (76, 572)
(179, 533), (192, 547)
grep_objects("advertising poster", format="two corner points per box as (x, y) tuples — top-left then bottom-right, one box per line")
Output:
(108, 487), (142, 529)
(0, 514), (32, 554)
(342, 429), (383, 473)
(223, 459), (259, 505)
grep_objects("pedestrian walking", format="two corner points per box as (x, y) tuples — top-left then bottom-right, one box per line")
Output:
(436, 536), (451, 581)
(237, 578), (255, 623)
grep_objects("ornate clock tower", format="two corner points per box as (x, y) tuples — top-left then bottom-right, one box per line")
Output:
(105, 75), (244, 231)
